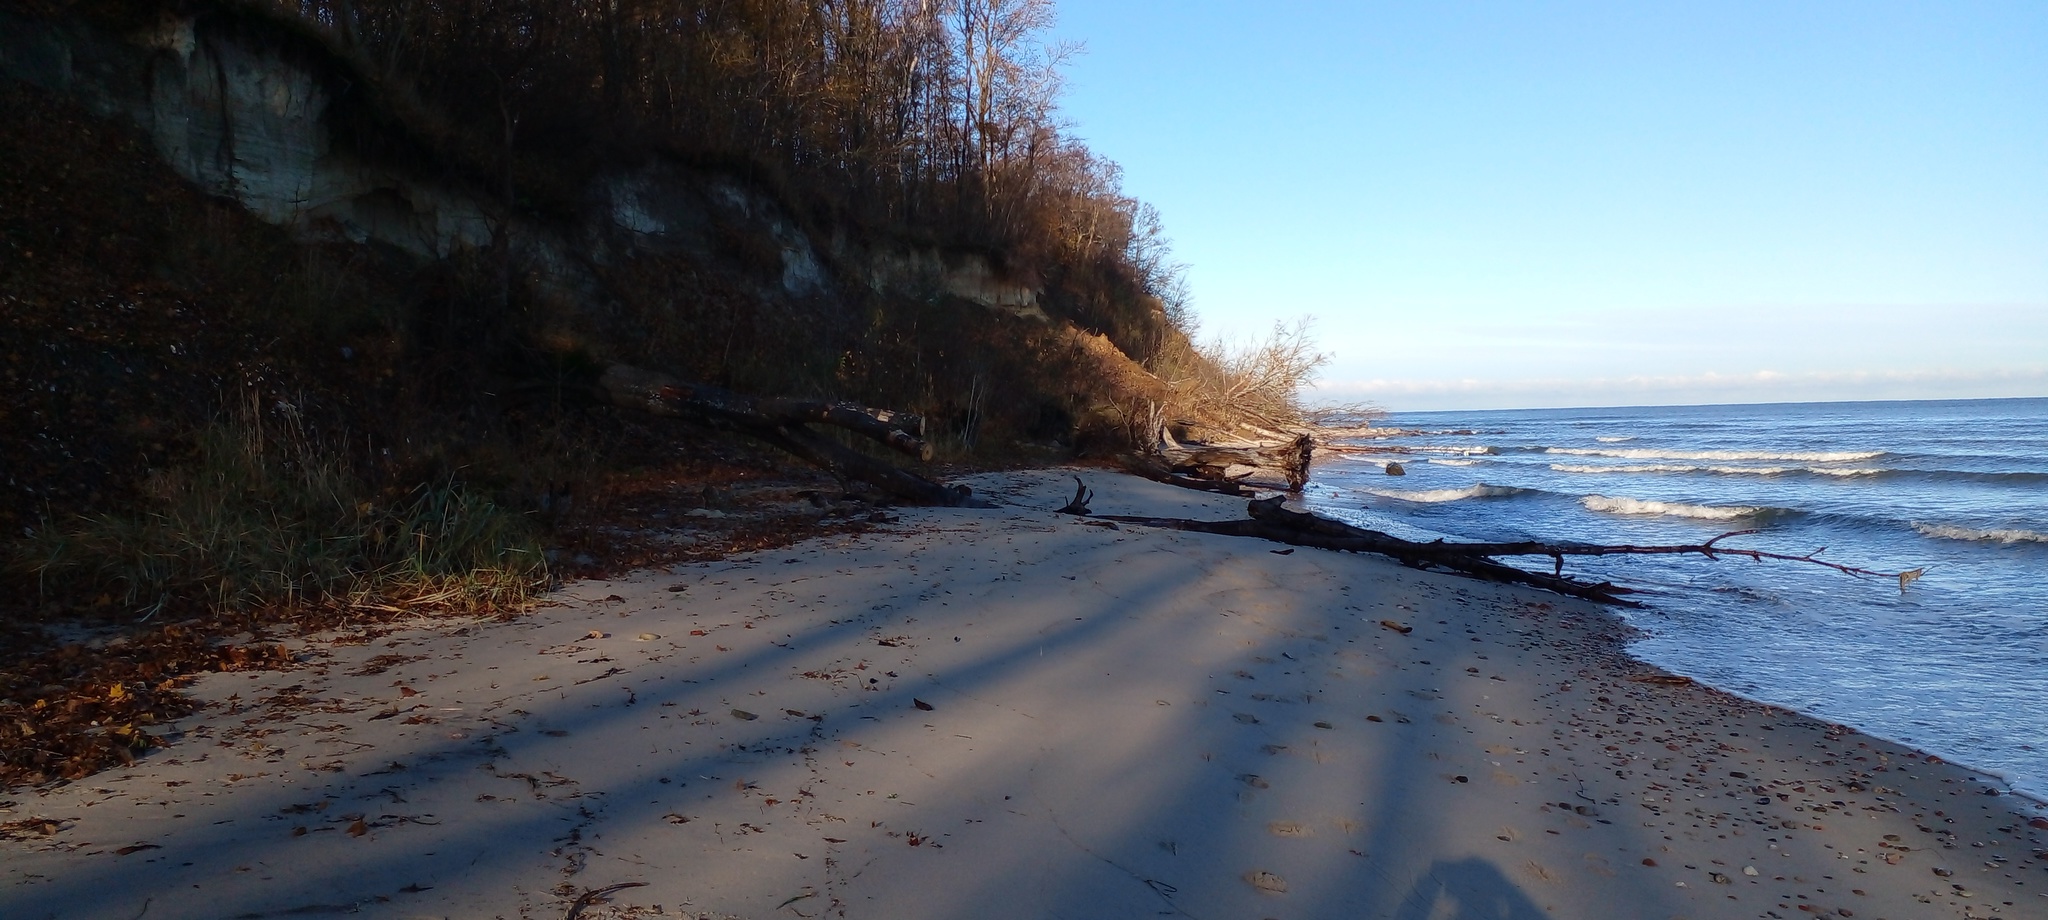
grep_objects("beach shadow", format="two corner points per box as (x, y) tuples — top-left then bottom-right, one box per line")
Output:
(1391, 858), (1548, 920)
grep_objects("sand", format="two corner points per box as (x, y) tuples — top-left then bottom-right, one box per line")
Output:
(3, 469), (2044, 919)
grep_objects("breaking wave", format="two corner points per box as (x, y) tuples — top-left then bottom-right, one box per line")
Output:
(1594, 436), (1635, 443)
(1428, 458), (1482, 467)
(1580, 495), (1764, 521)
(1913, 523), (2048, 544)
(1361, 484), (1535, 503)
(1547, 447), (1885, 463)
(1550, 462), (1883, 478)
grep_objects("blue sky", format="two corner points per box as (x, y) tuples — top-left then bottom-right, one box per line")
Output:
(1050, 2), (2047, 411)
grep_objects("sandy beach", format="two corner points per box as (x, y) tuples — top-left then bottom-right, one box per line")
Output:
(3, 469), (2043, 920)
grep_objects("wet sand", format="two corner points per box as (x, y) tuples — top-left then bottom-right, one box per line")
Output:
(3, 469), (2044, 919)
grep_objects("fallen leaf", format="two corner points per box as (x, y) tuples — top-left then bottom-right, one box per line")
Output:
(731, 709), (759, 721)
(115, 843), (161, 855)
(397, 686), (418, 698)
(585, 630), (608, 640)
(912, 699), (934, 712)
(347, 819), (368, 837)
(1379, 620), (1413, 634)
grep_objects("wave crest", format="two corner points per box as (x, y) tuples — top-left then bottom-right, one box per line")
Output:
(1362, 484), (1532, 503)
(1550, 462), (1882, 478)
(1913, 523), (2048, 544)
(1594, 436), (1635, 443)
(1427, 458), (1482, 467)
(1581, 495), (1762, 520)
(1548, 447), (1884, 462)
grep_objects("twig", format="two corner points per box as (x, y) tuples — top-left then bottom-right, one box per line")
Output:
(563, 882), (647, 920)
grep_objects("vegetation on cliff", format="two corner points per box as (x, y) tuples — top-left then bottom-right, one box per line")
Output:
(0, 0), (1328, 783)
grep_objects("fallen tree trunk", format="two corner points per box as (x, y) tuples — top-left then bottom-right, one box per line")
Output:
(598, 364), (974, 506)
(1071, 492), (1920, 606)
(1157, 434), (1315, 491)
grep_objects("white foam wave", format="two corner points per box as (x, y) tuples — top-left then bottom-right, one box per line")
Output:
(1363, 484), (1529, 503)
(1428, 458), (1482, 467)
(1581, 495), (1761, 520)
(1913, 523), (2048, 544)
(1594, 436), (1635, 443)
(1414, 445), (1498, 456)
(1548, 447), (1883, 462)
(1550, 462), (1883, 478)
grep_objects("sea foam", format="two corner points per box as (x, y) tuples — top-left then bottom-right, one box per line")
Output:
(1913, 523), (2048, 544)
(1428, 458), (1482, 467)
(1594, 436), (1635, 443)
(1548, 447), (1884, 463)
(1581, 495), (1761, 521)
(1551, 462), (1882, 478)
(1363, 484), (1530, 503)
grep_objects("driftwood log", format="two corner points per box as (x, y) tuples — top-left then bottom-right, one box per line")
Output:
(1165, 434), (1315, 491)
(598, 364), (975, 506)
(1067, 490), (1920, 606)
(1123, 432), (1317, 495)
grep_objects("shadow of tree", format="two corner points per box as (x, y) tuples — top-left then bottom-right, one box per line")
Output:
(1393, 857), (1550, 920)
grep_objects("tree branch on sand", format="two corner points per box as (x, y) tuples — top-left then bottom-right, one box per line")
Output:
(597, 364), (978, 507)
(1061, 488), (1924, 606)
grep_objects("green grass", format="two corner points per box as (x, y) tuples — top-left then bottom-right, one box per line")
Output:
(18, 407), (547, 618)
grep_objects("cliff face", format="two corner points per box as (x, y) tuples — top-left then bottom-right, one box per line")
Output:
(0, 6), (1045, 327)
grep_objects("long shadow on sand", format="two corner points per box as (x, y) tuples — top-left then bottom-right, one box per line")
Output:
(1391, 857), (1549, 920)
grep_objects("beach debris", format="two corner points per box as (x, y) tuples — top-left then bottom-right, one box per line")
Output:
(1245, 870), (1289, 894)
(599, 365), (972, 506)
(731, 709), (759, 721)
(636, 633), (659, 641)
(1380, 619), (1413, 634)
(563, 882), (649, 920)
(1384, 462), (1405, 476)
(1233, 712), (1261, 724)
(1313, 721), (1334, 729)
(1268, 821), (1312, 837)
(1270, 548), (1295, 555)
(1743, 866), (1759, 876)
(1628, 674), (1693, 686)
(913, 699), (934, 711)
(1056, 477), (1093, 515)
(1081, 496), (1924, 607)
(1238, 774), (1271, 789)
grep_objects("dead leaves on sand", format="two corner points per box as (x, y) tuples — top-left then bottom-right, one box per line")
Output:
(0, 625), (296, 788)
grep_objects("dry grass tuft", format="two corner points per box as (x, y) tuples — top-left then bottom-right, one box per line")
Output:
(15, 402), (546, 619)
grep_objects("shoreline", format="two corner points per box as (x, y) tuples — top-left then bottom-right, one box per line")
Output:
(3, 469), (2044, 919)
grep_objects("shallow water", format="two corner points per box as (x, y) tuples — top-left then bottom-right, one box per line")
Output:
(1306, 397), (2048, 798)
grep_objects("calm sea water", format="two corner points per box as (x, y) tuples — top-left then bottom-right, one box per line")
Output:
(1305, 397), (2048, 800)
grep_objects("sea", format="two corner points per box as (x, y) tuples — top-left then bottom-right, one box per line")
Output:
(1304, 397), (2048, 801)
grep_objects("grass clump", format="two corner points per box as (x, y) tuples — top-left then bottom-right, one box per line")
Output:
(18, 405), (546, 618)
